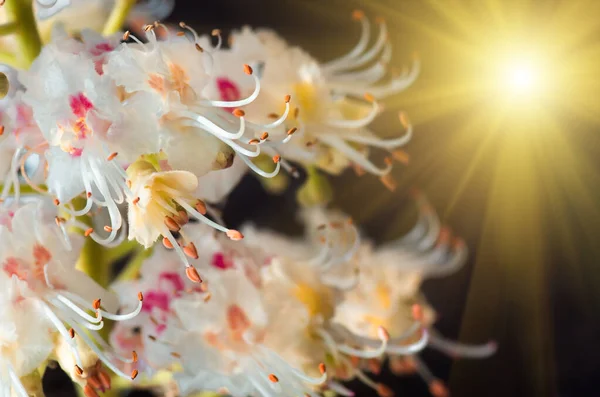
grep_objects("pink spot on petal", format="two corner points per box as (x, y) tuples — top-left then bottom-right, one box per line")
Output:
(211, 253), (234, 270)
(158, 272), (185, 292)
(216, 78), (240, 113)
(69, 93), (94, 118)
(141, 291), (171, 313)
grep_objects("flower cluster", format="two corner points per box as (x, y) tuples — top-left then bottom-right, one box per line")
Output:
(0, 1), (495, 397)
(108, 193), (496, 397)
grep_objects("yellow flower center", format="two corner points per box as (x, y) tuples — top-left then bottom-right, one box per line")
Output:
(293, 282), (334, 320)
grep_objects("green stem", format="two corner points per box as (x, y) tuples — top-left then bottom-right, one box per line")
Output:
(3, 0), (42, 67)
(102, 0), (136, 36)
(0, 22), (17, 36)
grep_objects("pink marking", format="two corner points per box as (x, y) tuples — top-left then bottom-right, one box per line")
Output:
(3, 257), (27, 280)
(69, 93), (94, 118)
(69, 147), (83, 157)
(90, 43), (114, 56)
(158, 272), (185, 292)
(216, 78), (240, 113)
(211, 252), (234, 270)
(141, 290), (171, 313)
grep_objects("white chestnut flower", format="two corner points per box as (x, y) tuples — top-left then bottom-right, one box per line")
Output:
(105, 23), (296, 182)
(205, 11), (417, 182)
(0, 201), (144, 396)
(159, 269), (328, 397)
(20, 30), (161, 244)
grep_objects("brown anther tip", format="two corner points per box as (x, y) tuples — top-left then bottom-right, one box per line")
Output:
(75, 365), (84, 376)
(287, 127), (297, 136)
(268, 374), (279, 383)
(226, 229), (244, 241)
(364, 92), (375, 103)
(164, 216), (181, 232)
(69, 328), (75, 338)
(391, 149), (410, 165)
(352, 10), (365, 20)
(319, 363), (326, 375)
(84, 228), (94, 237)
(132, 351), (138, 362)
(248, 138), (260, 145)
(162, 237), (174, 249)
(243, 64), (253, 75)
(148, 335), (157, 341)
(399, 112), (410, 129)
(195, 43), (204, 52)
(294, 107), (300, 119)
(144, 24), (154, 32)
(376, 383), (394, 397)
(186, 266), (202, 283)
(0, 126), (4, 136)
(272, 155), (281, 163)
(203, 292), (212, 302)
(211, 28), (221, 36)
(179, 22), (186, 28)
(267, 113), (279, 119)
(131, 369), (139, 380)
(260, 132), (269, 140)
(384, 157), (393, 166)
(232, 109), (245, 117)
(176, 31), (185, 37)
(195, 200), (207, 215)
(428, 380), (449, 397)
(84, 384), (100, 397)
(380, 174), (397, 192)
(137, 292), (144, 302)
(178, 210), (189, 225)
(412, 304), (424, 322)
(317, 224), (327, 230)
(132, 197), (140, 205)
(107, 152), (118, 161)
(183, 242), (199, 259)
(104, 226), (112, 233)
(171, 352), (182, 358)
(122, 31), (130, 41)
(87, 191), (92, 198)
(53, 198), (60, 206)
(284, 94), (291, 103)
(93, 299), (101, 310)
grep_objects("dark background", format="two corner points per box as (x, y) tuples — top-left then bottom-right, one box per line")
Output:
(45, 1), (600, 396)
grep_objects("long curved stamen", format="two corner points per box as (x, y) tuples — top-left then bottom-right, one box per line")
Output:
(385, 329), (430, 355)
(237, 154), (281, 178)
(178, 116), (246, 141)
(425, 238), (468, 278)
(321, 11), (371, 72)
(319, 135), (392, 176)
(199, 68), (260, 108)
(331, 59), (421, 98)
(258, 101), (291, 129)
(52, 295), (102, 324)
(326, 97), (380, 129)
(428, 334), (497, 359)
(59, 291), (144, 322)
(209, 28), (223, 52)
(328, 381), (355, 397)
(336, 327), (389, 359)
(344, 113), (413, 148)
(330, 19), (389, 74)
